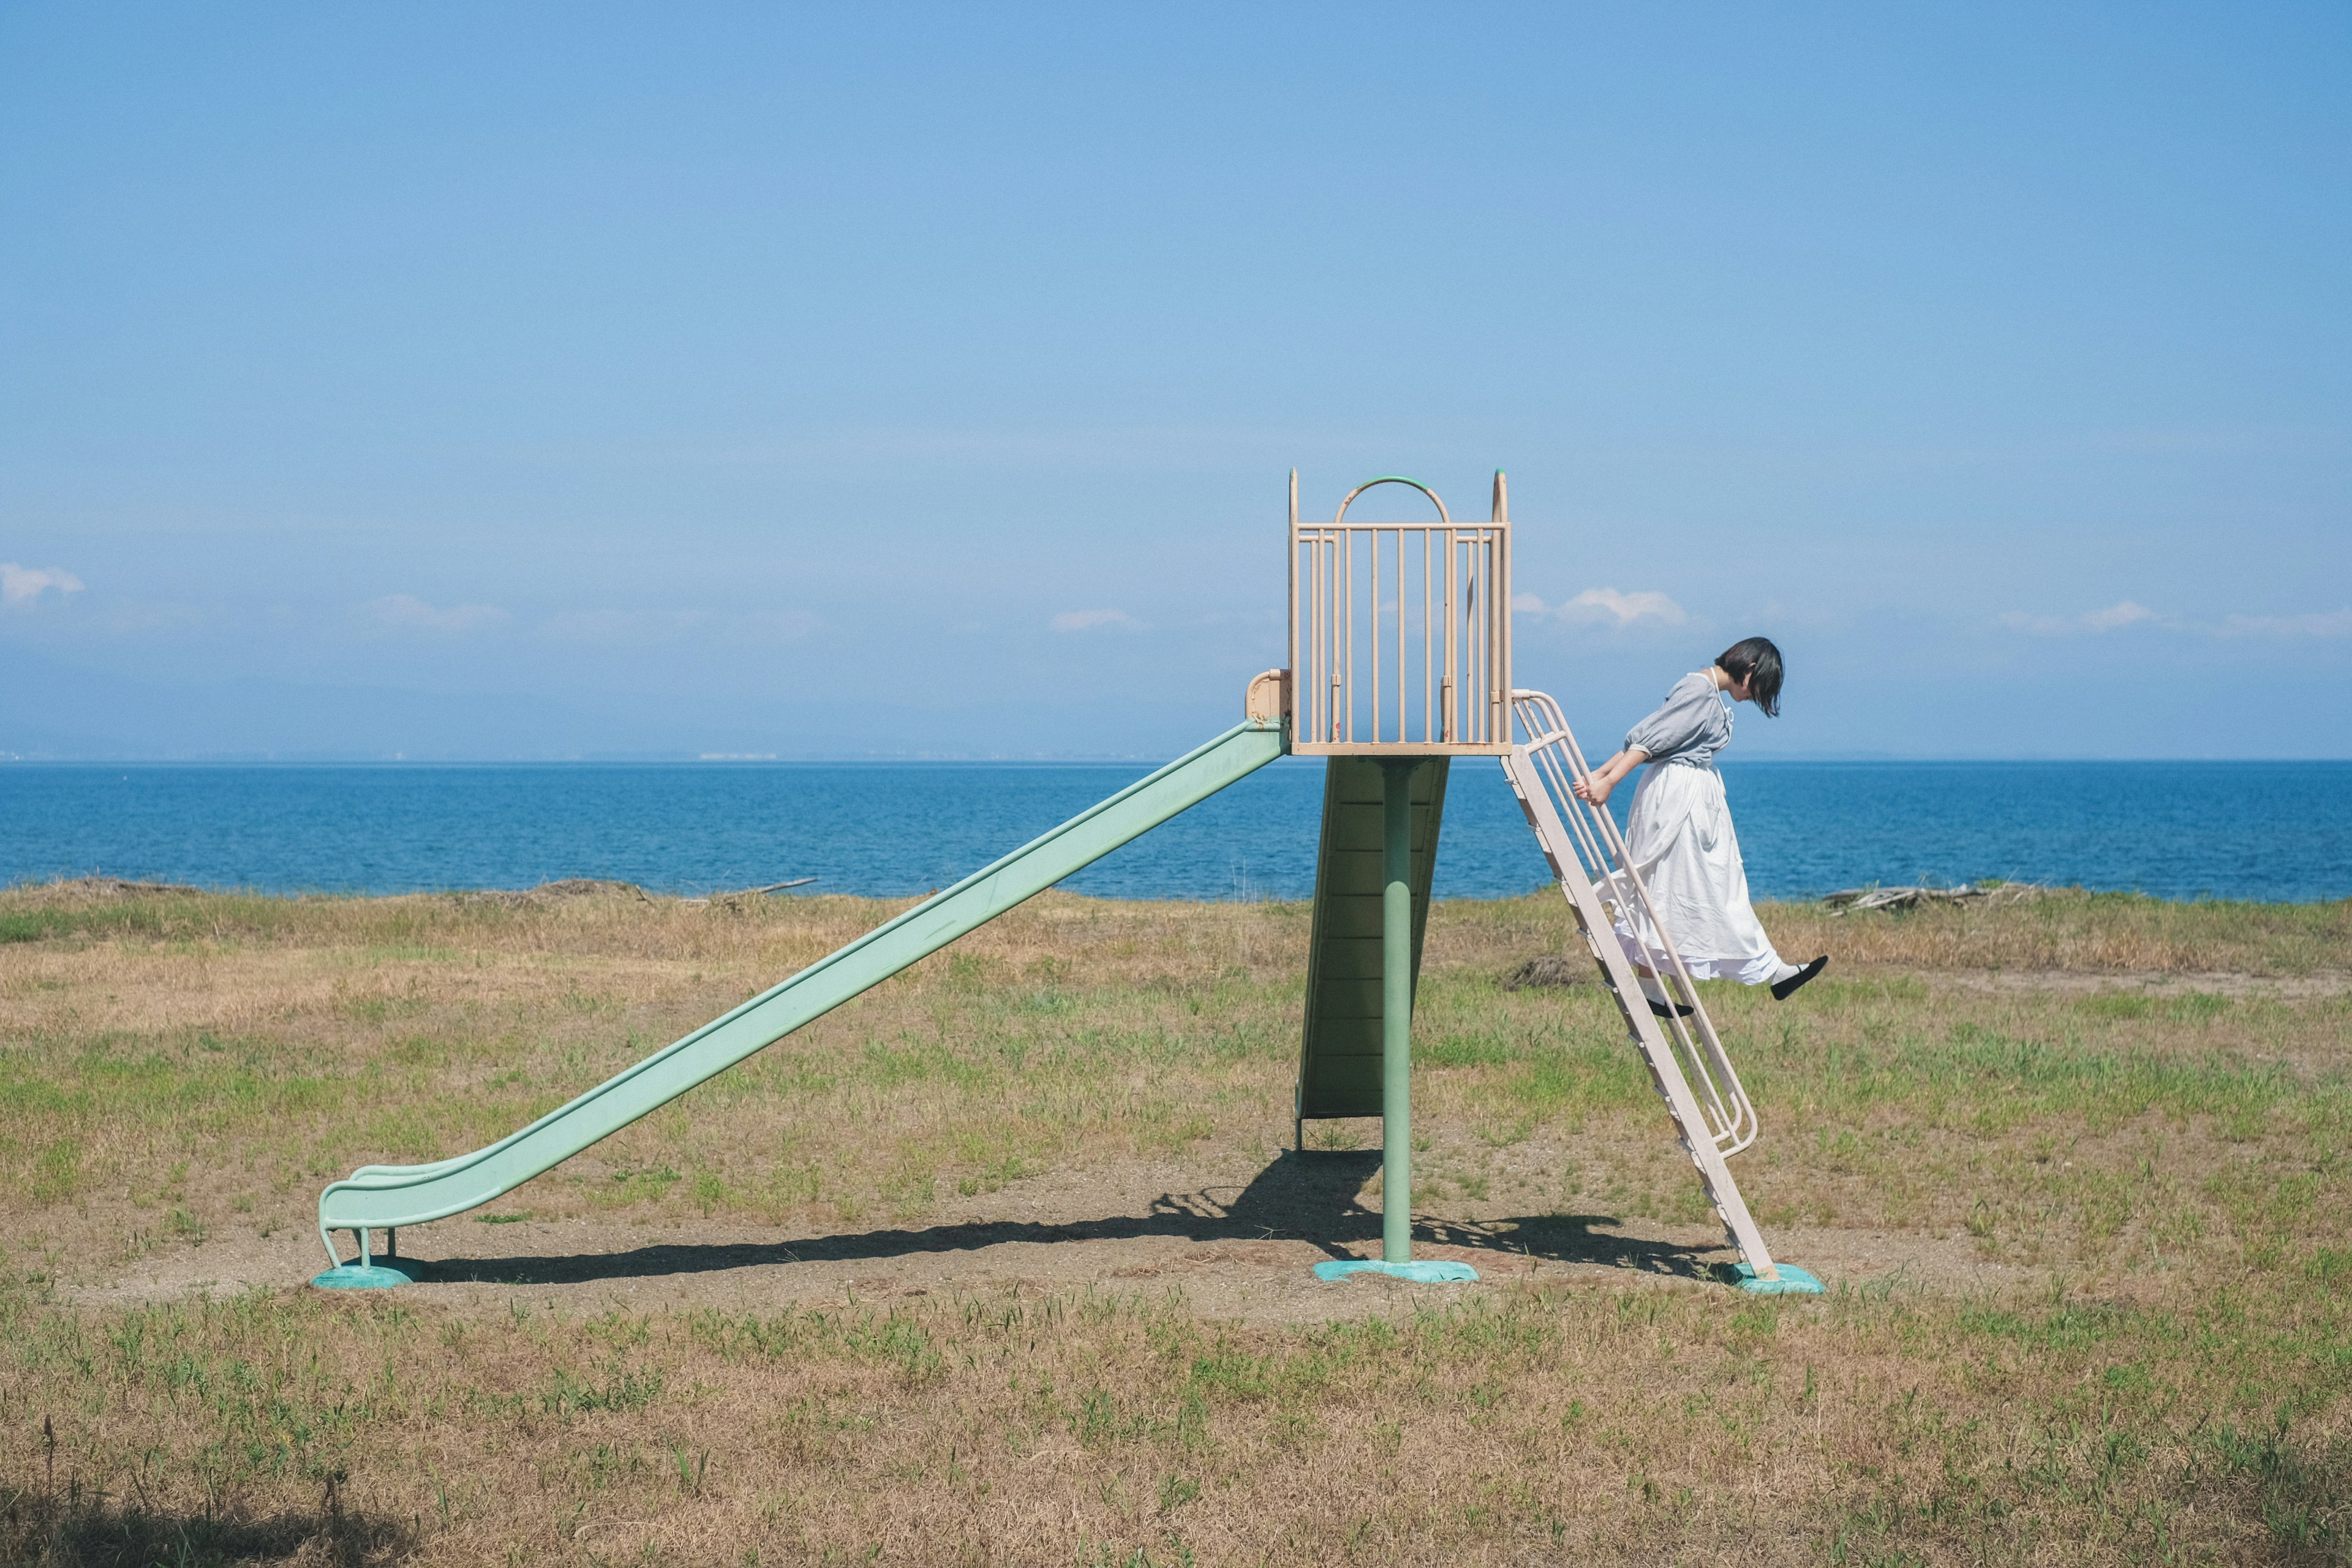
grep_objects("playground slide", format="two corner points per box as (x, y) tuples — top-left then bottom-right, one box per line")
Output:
(315, 716), (1286, 1276)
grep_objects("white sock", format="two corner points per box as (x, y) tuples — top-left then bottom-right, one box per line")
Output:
(1637, 976), (1671, 1006)
(1766, 959), (1803, 986)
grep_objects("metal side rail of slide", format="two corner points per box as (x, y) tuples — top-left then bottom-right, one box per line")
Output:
(1499, 689), (1821, 1295)
(313, 715), (1288, 1287)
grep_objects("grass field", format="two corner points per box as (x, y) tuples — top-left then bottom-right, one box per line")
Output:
(1, 879), (2348, 1564)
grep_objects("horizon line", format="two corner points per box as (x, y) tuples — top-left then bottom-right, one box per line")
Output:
(2, 752), (2348, 767)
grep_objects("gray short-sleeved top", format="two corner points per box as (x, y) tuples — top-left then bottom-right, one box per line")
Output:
(1624, 671), (1733, 770)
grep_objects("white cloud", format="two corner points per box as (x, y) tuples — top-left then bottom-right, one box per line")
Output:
(1509, 591), (1549, 614)
(366, 594), (510, 634)
(2000, 600), (2163, 636)
(1, 563), (85, 609)
(1051, 608), (1142, 633)
(1556, 587), (1689, 628)
(2218, 608), (2352, 639)
(2082, 600), (2157, 631)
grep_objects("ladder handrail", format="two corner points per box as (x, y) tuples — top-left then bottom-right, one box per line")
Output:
(1509, 690), (1759, 1156)
(1496, 693), (1784, 1282)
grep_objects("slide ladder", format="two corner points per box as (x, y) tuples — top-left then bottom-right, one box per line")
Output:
(315, 717), (1287, 1281)
(1500, 689), (1817, 1292)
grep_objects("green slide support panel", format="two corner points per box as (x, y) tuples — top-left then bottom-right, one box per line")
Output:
(315, 718), (1287, 1281)
(1293, 756), (1448, 1130)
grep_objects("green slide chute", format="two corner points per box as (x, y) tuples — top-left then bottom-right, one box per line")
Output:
(315, 717), (1285, 1282)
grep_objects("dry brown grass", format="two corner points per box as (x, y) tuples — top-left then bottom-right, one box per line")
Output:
(8, 1270), (2348, 1567)
(3, 882), (2351, 1563)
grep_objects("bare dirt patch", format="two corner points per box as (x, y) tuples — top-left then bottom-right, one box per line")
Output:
(77, 1144), (2033, 1322)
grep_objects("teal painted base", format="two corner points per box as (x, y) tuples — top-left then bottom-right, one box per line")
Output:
(1314, 1259), (1479, 1284)
(312, 1257), (426, 1289)
(1733, 1262), (1823, 1295)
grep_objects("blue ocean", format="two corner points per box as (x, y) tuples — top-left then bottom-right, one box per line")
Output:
(2, 759), (2346, 905)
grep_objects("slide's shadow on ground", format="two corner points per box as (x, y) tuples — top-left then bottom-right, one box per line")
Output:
(423, 1150), (1721, 1288)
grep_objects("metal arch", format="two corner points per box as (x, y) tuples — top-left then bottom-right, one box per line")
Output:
(1333, 475), (1452, 527)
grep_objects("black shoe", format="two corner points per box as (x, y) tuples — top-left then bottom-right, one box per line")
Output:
(1600, 967), (1696, 1019)
(1771, 956), (1829, 1001)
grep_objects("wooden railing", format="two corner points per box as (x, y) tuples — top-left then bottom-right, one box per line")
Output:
(1287, 472), (1512, 755)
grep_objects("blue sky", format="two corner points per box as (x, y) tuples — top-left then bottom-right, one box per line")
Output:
(2, 5), (2346, 760)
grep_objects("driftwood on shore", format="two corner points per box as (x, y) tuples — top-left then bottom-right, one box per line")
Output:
(1822, 883), (2049, 914)
(31, 876), (205, 898)
(680, 877), (818, 908)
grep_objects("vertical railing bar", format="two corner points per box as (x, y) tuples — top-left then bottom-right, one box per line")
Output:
(1480, 529), (1491, 743)
(1494, 474), (1511, 748)
(1287, 472), (1298, 742)
(1476, 528), (1486, 744)
(1330, 532), (1341, 743)
(1468, 531), (1482, 743)
(1466, 532), (1477, 744)
(1394, 526), (1405, 745)
(1324, 533), (1336, 744)
(1498, 538), (1512, 741)
(1319, 532), (1329, 744)
(1368, 527), (1379, 744)
(1344, 528), (1354, 745)
(1422, 528), (1433, 743)
(1306, 532), (1319, 744)
(1480, 530), (1491, 742)
(1477, 531), (1496, 747)
(1320, 533), (1332, 743)
(1444, 530), (1457, 744)
(1496, 531), (1514, 747)
(1430, 531), (1449, 747)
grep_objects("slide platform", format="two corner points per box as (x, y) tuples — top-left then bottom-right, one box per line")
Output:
(315, 717), (1286, 1281)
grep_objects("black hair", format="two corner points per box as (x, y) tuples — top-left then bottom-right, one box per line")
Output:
(1714, 636), (1783, 717)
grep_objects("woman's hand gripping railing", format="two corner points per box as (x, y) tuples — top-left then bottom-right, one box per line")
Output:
(1509, 690), (1760, 1156)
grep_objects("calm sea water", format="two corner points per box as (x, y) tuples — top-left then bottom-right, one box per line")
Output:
(3, 759), (2346, 905)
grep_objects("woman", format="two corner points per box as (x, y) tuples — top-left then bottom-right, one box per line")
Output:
(1571, 637), (1828, 1014)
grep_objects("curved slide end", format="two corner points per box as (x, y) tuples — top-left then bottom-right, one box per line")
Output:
(312, 1212), (429, 1289)
(313, 1258), (426, 1290)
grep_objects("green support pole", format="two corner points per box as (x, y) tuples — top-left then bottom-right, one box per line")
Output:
(1308, 755), (1476, 1286)
(1381, 758), (1416, 1264)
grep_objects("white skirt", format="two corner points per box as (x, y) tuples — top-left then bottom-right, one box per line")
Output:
(1610, 764), (1787, 986)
